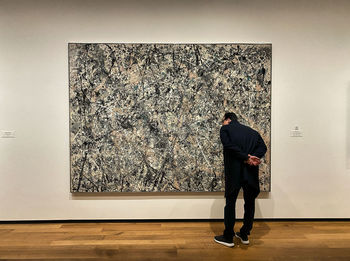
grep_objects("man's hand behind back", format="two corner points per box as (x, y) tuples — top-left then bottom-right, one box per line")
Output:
(246, 155), (261, 166)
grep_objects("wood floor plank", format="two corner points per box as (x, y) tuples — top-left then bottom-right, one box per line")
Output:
(0, 221), (349, 260)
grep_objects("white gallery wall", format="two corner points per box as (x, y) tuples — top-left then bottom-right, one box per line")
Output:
(1, 0), (350, 220)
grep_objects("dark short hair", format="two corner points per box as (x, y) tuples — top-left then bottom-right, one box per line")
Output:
(224, 112), (237, 121)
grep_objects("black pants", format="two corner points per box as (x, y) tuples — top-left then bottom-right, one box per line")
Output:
(223, 182), (259, 239)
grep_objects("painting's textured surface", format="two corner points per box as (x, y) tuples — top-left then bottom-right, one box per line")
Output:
(69, 43), (271, 192)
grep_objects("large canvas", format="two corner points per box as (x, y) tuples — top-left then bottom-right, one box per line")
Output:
(69, 43), (271, 193)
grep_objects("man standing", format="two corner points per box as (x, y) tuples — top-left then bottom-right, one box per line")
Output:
(214, 112), (267, 247)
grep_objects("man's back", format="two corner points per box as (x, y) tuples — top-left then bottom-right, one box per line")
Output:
(220, 119), (267, 193)
(220, 121), (267, 160)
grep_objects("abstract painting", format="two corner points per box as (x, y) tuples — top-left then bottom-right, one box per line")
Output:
(69, 43), (271, 192)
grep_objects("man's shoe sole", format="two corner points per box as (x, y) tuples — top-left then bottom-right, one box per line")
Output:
(214, 238), (234, 247)
(235, 234), (249, 245)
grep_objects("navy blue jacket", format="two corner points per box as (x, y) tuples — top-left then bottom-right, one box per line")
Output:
(220, 120), (267, 196)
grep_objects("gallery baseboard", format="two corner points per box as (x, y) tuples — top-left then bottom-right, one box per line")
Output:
(0, 218), (349, 224)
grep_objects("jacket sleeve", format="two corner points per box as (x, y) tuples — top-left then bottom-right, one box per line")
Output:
(220, 126), (249, 161)
(251, 133), (267, 158)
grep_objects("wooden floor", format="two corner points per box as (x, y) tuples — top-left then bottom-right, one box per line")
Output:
(0, 221), (349, 260)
